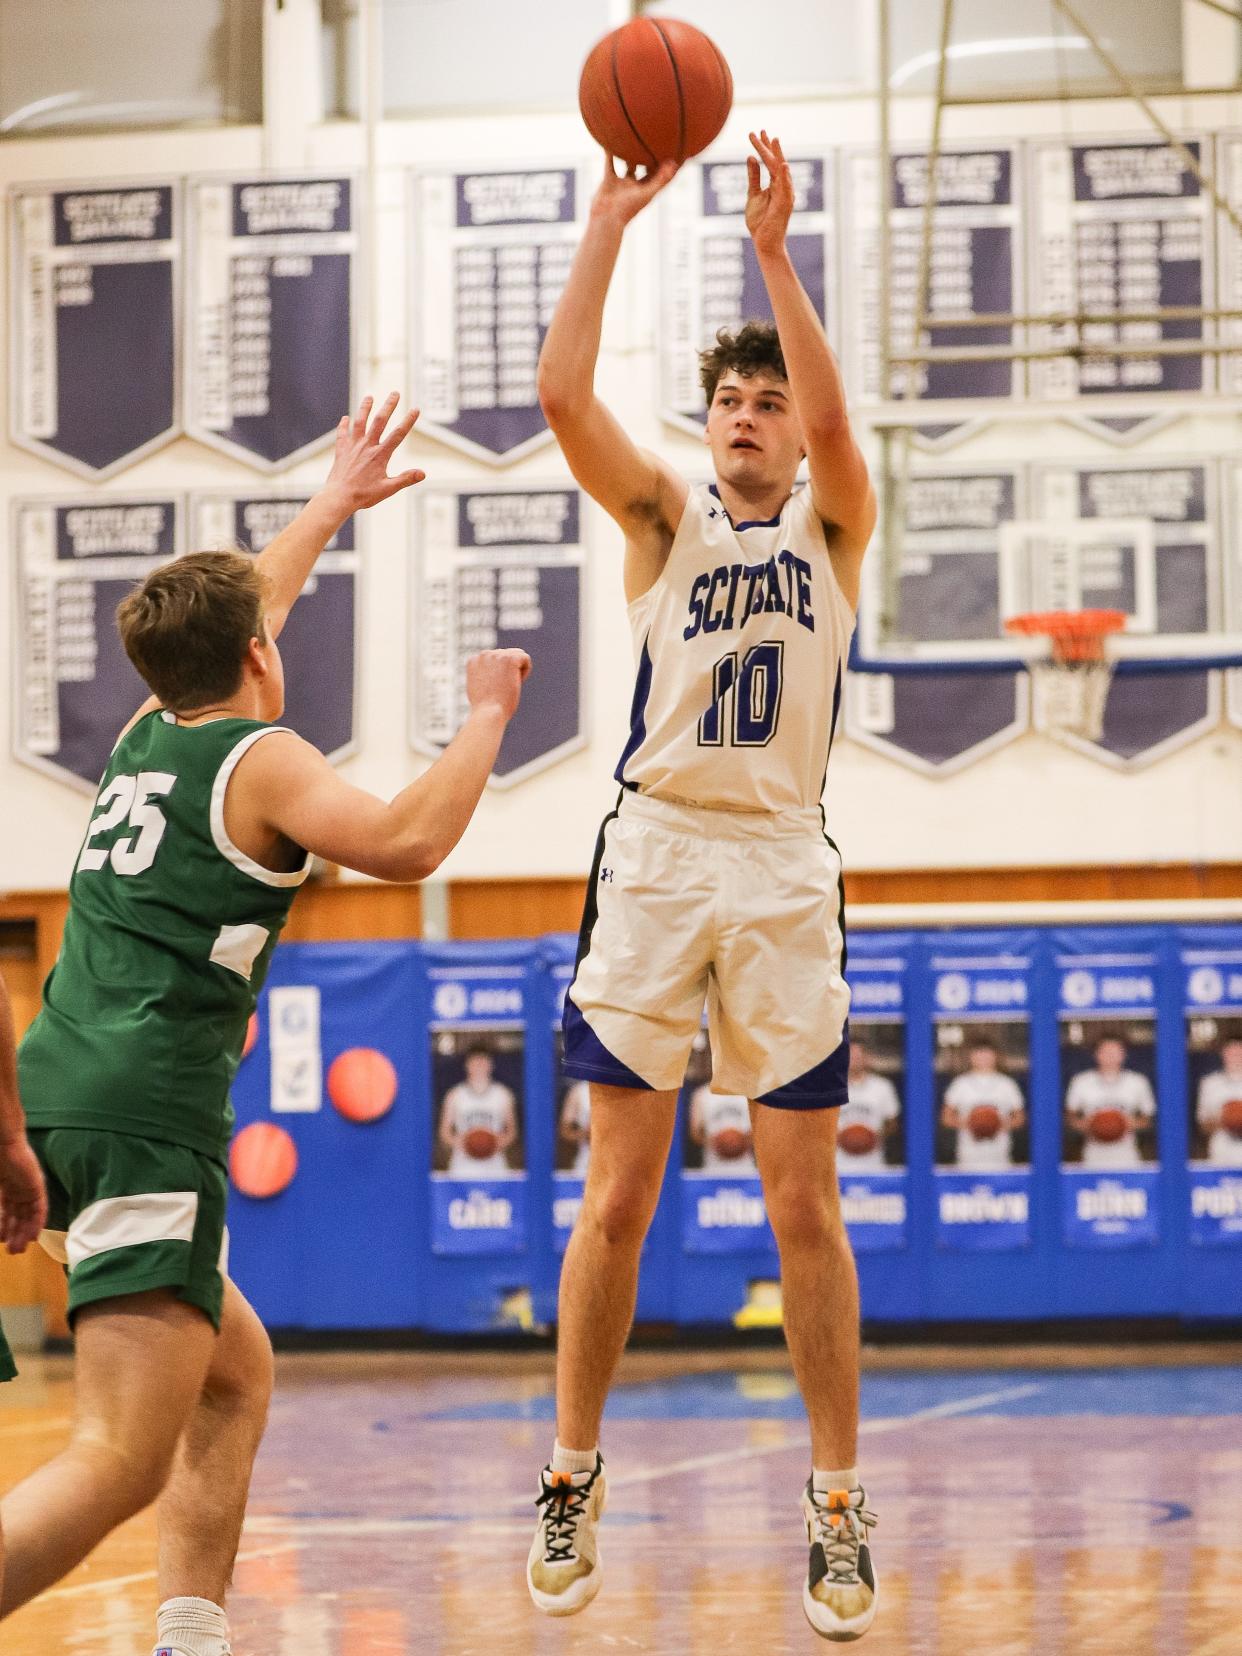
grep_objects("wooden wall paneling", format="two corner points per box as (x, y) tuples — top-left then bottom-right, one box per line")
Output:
(448, 879), (588, 940)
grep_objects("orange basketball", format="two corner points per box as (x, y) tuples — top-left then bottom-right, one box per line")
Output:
(229, 1121), (298, 1198)
(579, 17), (732, 168)
(241, 1012), (259, 1060)
(1221, 1098), (1242, 1137)
(327, 1047), (398, 1123)
(839, 1122), (879, 1156)
(968, 1104), (1002, 1140)
(1089, 1107), (1128, 1144)
(713, 1126), (750, 1161)
(463, 1127), (500, 1160)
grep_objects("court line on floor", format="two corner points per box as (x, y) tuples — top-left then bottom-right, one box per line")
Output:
(241, 1383), (1044, 1539)
(606, 1382), (1044, 1490)
(34, 1542), (301, 1603)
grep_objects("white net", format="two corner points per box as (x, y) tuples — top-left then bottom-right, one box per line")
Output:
(1028, 657), (1114, 742)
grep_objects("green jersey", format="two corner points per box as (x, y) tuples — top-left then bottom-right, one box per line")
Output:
(19, 712), (308, 1159)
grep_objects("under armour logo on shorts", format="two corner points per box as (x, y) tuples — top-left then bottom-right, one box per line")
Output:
(600, 868), (614, 883)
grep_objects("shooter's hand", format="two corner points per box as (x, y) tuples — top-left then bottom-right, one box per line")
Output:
(746, 129), (795, 257)
(590, 154), (679, 227)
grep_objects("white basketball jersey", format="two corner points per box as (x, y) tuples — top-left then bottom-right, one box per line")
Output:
(444, 1080), (514, 1178)
(1196, 1069), (1242, 1166)
(944, 1070), (1025, 1170)
(840, 1074), (901, 1171)
(616, 485), (856, 813)
(1065, 1068), (1154, 1169)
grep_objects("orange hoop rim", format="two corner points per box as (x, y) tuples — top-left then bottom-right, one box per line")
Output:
(1005, 608), (1126, 663)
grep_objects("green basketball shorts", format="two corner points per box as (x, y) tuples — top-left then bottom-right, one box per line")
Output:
(29, 1128), (228, 1331)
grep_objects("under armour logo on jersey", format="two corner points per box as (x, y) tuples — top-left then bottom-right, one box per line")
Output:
(600, 868), (614, 883)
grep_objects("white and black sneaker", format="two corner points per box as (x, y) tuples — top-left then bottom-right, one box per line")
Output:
(801, 1480), (878, 1641)
(526, 1453), (607, 1616)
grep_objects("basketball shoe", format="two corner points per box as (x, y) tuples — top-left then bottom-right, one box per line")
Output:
(526, 1453), (607, 1615)
(800, 1480), (878, 1641)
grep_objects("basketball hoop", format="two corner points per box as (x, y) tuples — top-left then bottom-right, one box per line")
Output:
(1005, 609), (1126, 742)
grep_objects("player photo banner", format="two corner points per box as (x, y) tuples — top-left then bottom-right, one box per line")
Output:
(931, 953), (1033, 1250)
(13, 496), (181, 790)
(680, 1027), (771, 1255)
(428, 963), (529, 1256)
(411, 165), (582, 462)
(9, 182), (180, 478)
(412, 485), (585, 785)
(191, 494), (358, 762)
(551, 962), (586, 1255)
(187, 176), (355, 469)
(842, 146), (1021, 415)
(1029, 138), (1212, 432)
(1057, 951), (1160, 1248)
(660, 155), (834, 435)
(1182, 940), (1242, 1244)
(839, 951), (909, 1253)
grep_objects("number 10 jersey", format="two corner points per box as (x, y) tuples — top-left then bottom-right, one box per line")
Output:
(615, 484), (856, 813)
(18, 712), (308, 1159)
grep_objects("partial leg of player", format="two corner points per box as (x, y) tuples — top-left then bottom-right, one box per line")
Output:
(753, 1104), (878, 1642)
(152, 1280), (274, 1656)
(0, 1291), (215, 1618)
(528, 1083), (678, 1615)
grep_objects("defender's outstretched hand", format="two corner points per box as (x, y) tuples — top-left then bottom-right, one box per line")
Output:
(591, 154), (679, 226)
(0, 1134), (48, 1254)
(324, 393), (426, 514)
(746, 129), (795, 257)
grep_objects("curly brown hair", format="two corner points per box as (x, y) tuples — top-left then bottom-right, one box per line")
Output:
(117, 550), (267, 712)
(698, 321), (788, 405)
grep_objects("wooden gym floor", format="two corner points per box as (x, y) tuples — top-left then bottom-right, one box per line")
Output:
(2, 1344), (1240, 1654)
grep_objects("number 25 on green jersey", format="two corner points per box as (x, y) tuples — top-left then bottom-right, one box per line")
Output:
(77, 771), (175, 877)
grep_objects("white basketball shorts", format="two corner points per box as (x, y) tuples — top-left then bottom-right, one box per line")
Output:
(563, 791), (850, 1107)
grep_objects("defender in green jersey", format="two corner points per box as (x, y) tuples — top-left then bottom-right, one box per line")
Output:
(1, 396), (531, 1656)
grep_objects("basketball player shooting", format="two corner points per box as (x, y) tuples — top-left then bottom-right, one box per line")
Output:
(529, 132), (878, 1642)
(2, 397), (530, 1652)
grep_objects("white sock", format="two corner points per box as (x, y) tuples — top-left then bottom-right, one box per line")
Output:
(155, 1596), (229, 1656)
(551, 1440), (599, 1475)
(813, 1466), (859, 1495)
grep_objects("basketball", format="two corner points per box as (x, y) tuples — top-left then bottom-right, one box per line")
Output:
(1221, 1098), (1242, 1137)
(1088, 1106), (1129, 1144)
(839, 1122), (879, 1156)
(242, 1011), (259, 1060)
(327, 1046), (398, 1123)
(713, 1126), (750, 1161)
(229, 1121), (298, 1199)
(578, 17), (732, 168)
(967, 1104), (1002, 1140)
(463, 1126), (500, 1160)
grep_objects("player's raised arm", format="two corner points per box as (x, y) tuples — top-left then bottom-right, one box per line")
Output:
(746, 130), (875, 604)
(236, 648), (530, 884)
(257, 393), (425, 639)
(537, 157), (688, 591)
